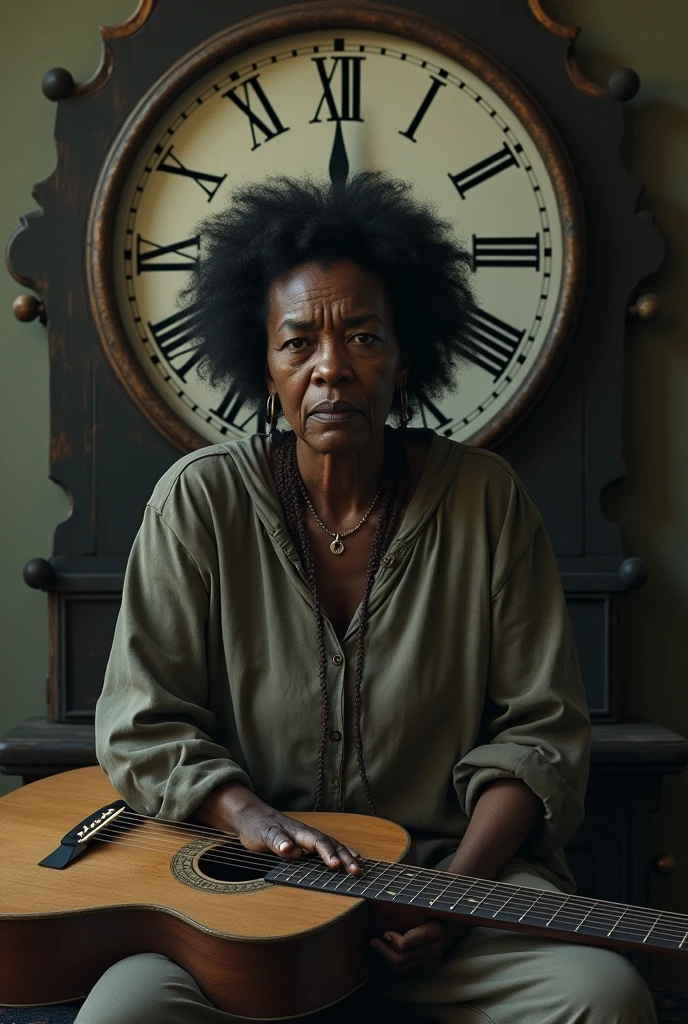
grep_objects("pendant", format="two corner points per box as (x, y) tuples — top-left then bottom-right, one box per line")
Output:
(330, 535), (345, 555)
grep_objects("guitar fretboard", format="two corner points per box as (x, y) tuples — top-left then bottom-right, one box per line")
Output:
(266, 858), (688, 956)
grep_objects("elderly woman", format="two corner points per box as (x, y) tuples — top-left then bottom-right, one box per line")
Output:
(83, 174), (656, 1024)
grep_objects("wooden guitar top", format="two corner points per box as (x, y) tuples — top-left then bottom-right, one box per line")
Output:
(0, 766), (411, 941)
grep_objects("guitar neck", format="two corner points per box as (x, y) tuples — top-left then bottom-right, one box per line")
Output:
(266, 857), (688, 957)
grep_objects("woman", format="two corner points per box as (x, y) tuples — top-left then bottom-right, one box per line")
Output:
(85, 174), (656, 1023)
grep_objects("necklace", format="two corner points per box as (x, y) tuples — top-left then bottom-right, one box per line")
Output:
(297, 476), (385, 555)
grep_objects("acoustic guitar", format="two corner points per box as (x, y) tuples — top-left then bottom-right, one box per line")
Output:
(0, 767), (685, 1019)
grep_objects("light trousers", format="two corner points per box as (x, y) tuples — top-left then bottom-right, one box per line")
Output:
(74, 870), (657, 1024)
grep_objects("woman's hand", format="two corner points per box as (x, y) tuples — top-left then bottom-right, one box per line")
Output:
(233, 799), (363, 874)
(371, 919), (468, 974)
(195, 781), (362, 874)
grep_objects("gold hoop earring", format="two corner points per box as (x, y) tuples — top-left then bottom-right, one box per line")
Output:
(266, 392), (283, 446)
(399, 382), (412, 426)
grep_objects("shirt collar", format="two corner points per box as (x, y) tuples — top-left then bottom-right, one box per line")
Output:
(221, 428), (465, 560)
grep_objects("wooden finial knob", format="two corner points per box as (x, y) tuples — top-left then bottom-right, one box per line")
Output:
(12, 294), (46, 324)
(23, 557), (54, 590)
(618, 556), (649, 590)
(629, 293), (661, 321)
(41, 67), (75, 101)
(608, 68), (641, 102)
(651, 853), (676, 876)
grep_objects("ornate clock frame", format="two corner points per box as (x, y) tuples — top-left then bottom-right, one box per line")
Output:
(6, 0), (687, 918)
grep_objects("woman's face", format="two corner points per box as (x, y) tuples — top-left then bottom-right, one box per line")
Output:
(266, 260), (406, 454)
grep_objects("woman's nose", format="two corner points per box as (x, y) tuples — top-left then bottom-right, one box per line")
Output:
(312, 341), (354, 385)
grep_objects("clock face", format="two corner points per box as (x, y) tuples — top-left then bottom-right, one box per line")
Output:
(109, 26), (579, 447)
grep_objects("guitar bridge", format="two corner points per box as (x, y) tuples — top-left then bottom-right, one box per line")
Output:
(39, 800), (128, 869)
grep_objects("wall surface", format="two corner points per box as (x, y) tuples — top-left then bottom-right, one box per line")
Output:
(1, 0), (687, 985)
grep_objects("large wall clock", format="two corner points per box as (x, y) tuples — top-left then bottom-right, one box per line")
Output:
(89, 5), (582, 451)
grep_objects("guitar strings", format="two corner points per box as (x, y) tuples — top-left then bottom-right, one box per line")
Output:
(94, 818), (688, 933)
(103, 811), (688, 933)
(96, 813), (688, 928)
(96, 811), (688, 925)
(88, 824), (688, 941)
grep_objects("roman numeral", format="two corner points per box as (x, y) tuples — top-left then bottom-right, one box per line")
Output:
(459, 308), (525, 380)
(399, 76), (446, 142)
(449, 143), (519, 199)
(472, 234), (541, 271)
(310, 56), (365, 123)
(155, 146), (227, 202)
(224, 75), (289, 150)
(136, 235), (199, 274)
(210, 386), (266, 434)
(420, 396), (454, 436)
(148, 304), (201, 381)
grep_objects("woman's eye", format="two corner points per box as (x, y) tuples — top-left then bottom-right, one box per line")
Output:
(350, 333), (381, 345)
(285, 338), (308, 351)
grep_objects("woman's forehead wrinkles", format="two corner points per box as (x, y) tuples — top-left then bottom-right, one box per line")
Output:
(275, 291), (373, 331)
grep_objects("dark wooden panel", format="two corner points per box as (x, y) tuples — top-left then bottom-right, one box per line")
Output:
(567, 595), (614, 719)
(52, 594), (122, 722)
(499, 362), (585, 556)
(95, 358), (175, 557)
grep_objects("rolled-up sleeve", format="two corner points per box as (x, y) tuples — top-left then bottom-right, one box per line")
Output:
(453, 520), (590, 856)
(95, 504), (253, 820)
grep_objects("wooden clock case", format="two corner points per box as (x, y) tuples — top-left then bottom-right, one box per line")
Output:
(5, 0), (687, 921)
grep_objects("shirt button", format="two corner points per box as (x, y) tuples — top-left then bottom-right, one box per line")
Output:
(332, 654), (343, 666)
(329, 730), (342, 742)
(381, 554), (394, 566)
(332, 778), (339, 788)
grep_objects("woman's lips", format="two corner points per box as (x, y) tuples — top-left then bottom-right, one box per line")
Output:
(308, 402), (362, 422)
(309, 410), (361, 422)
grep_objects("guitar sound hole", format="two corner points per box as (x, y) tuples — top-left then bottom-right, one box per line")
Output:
(196, 842), (267, 883)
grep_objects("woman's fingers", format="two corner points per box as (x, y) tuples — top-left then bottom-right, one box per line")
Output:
(316, 836), (362, 874)
(282, 822), (361, 873)
(257, 816), (361, 873)
(262, 823), (301, 857)
(371, 920), (462, 974)
(382, 922), (442, 953)
(371, 937), (440, 973)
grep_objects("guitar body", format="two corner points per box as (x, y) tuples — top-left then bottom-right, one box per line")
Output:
(0, 767), (410, 1018)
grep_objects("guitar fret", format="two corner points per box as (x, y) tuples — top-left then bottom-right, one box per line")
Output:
(574, 900), (598, 932)
(490, 887), (523, 918)
(643, 914), (662, 944)
(546, 895), (571, 927)
(385, 868), (423, 901)
(448, 878), (492, 910)
(428, 876), (461, 908)
(302, 864), (329, 886)
(607, 906), (629, 939)
(355, 864), (396, 897)
(408, 878), (434, 903)
(519, 891), (544, 923)
(469, 883), (500, 914)
(519, 892), (569, 927)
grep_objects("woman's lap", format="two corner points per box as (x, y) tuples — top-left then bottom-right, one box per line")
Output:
(74, 871), (657, 1024)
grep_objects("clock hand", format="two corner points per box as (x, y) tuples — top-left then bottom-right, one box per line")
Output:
(328, 121), (349, 185)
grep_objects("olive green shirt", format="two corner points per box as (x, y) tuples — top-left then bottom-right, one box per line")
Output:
(95, 430), (590, 890)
